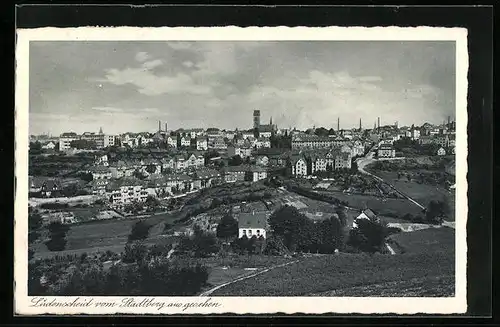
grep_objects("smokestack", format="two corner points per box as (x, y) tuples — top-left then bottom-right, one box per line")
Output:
(378, 117), (380, 129)
(447, 116), (450, 127)
(337, 117), (340, 131)
(359, 118), (362, 130)
(158, 120), (161, 132)
(165, 122), (168, 133)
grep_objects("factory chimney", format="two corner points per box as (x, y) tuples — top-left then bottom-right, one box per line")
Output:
(337, 117), (340, 131)
(158, 120), (161, 132)
(378, 117), (380, 129)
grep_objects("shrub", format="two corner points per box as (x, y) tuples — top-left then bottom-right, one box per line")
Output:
(128, 220), (152, 242)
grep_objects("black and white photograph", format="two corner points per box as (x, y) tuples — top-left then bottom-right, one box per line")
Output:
(15, 26), (468, 315)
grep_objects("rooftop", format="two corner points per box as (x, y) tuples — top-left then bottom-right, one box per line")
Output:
(238, 212), (268, 229)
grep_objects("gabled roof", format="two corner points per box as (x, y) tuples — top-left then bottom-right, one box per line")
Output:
(107, 177), (146, 190)
(194, 168), (221, 179)
(88, 165), (111, 173)
(238, 212), (267, 229)
(360, 209), (377, 220)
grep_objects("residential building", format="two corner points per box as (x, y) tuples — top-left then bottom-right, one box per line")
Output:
(291, 157), (308, 176)
(40, 180), (61, 197)
(88, 165), (112, 180)
(109, 161), (135, 179)
(87, 179), (109, 196)
(209, 137), (227, 150)
(411, 128), (421, 140)
(437, 147), (446, 156)
(238, 212), (267, 239)
(181, 136), (192, 147)
(353, 209), (379, 228)
(255, 155), (269, 166)
(81, 131), (116, 149)
(255, 137), (271, 149)
(248, 166), (268, 182)
(192, 168), (221, 189)
(291, 134), (348, 150)
(222, 166), (247, 183)
(167, 136), (178, 148)
(107, 177), (149, 207)
(94, 154), (109, 166)
(141, 159), (162, 175)
(41, 141), (56, 150)
(377, 144), (396, 158)
(227, 144), (253, 158)
(196, 137), (208, 151)
(59, 132), (79, 151)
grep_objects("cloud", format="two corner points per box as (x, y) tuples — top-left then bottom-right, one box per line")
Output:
(99, 67), (212, 96)
(167, 42), (193, 50)
(135, 52), (150, 62)
(182, 61), (194, 68)
(92, 106), (124, 113)
(142, 59), (163, 70)
(359, 76), (383, 82)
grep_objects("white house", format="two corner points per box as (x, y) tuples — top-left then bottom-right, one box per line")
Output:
(352, 209), (378, 228)
(181, 136), (192, 147)
(167, 136), (177, 148)
(238, 212), (267, 239)
(196, 138), (208, 151)
(107, 177), (149, 207)
(41, 141), (56, 150)
(437, 147), (446, 156)
(291, 157), (308, 176)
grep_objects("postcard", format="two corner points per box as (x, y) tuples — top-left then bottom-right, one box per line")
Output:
(15, 26), (468, 315)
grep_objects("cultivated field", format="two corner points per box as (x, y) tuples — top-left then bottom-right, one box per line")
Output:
(210, 251), (455, 296)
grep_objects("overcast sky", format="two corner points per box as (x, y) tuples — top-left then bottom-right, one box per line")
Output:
(29, 41), (456, 135)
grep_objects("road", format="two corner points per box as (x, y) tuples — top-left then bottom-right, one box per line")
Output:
(199, 259), (300, 296)
(356, 149), (455, 229)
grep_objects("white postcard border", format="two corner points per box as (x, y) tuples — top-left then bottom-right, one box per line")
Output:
(15, 26), (468, 315)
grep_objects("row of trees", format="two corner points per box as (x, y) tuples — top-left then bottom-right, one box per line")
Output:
(268, 206), (345, 254)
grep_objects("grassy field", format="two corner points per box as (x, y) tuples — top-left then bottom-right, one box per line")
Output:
(316, 190), (424, 217)
(211, 252), (455, 296)
(32, 212), (180, 258)
(370, 171), (455, 221)
(388, 227), (455, 255)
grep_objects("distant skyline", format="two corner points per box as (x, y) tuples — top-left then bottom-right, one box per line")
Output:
(29, 41), (456, 135)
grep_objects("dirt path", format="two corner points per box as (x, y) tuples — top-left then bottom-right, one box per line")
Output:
(199, 259), (300, 296)
(385, 243), (396, 255)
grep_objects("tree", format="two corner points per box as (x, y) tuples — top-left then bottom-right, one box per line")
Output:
(122, 241), (148, 264)
(79, 172), (93, 182)
(228, 155), (243, 166)
(347, 218), (387, 253)
(216, 213), (239, 240)
(424, 199), (450, 224)
(45, 222), (70, 251)
(335, 206), (348, 227)
(314, 127), (329, 137)
(70, 139), (97, 150)
(30, 141), (42, 154)
(145, 164), (157, 174)
(145, 195), (160, 212)
(269, 205), (311, 252)
(178, 225), (219, 258)
(128, 220), (152, 242)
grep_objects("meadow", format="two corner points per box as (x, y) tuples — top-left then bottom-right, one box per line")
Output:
(210, 251), (455, 296)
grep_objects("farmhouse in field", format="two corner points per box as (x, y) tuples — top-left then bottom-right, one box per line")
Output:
(352, 208), (379, 228)
(238, 211), (268, 239)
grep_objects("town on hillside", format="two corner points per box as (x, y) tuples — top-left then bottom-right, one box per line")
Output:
(28, 109), (457, 296)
